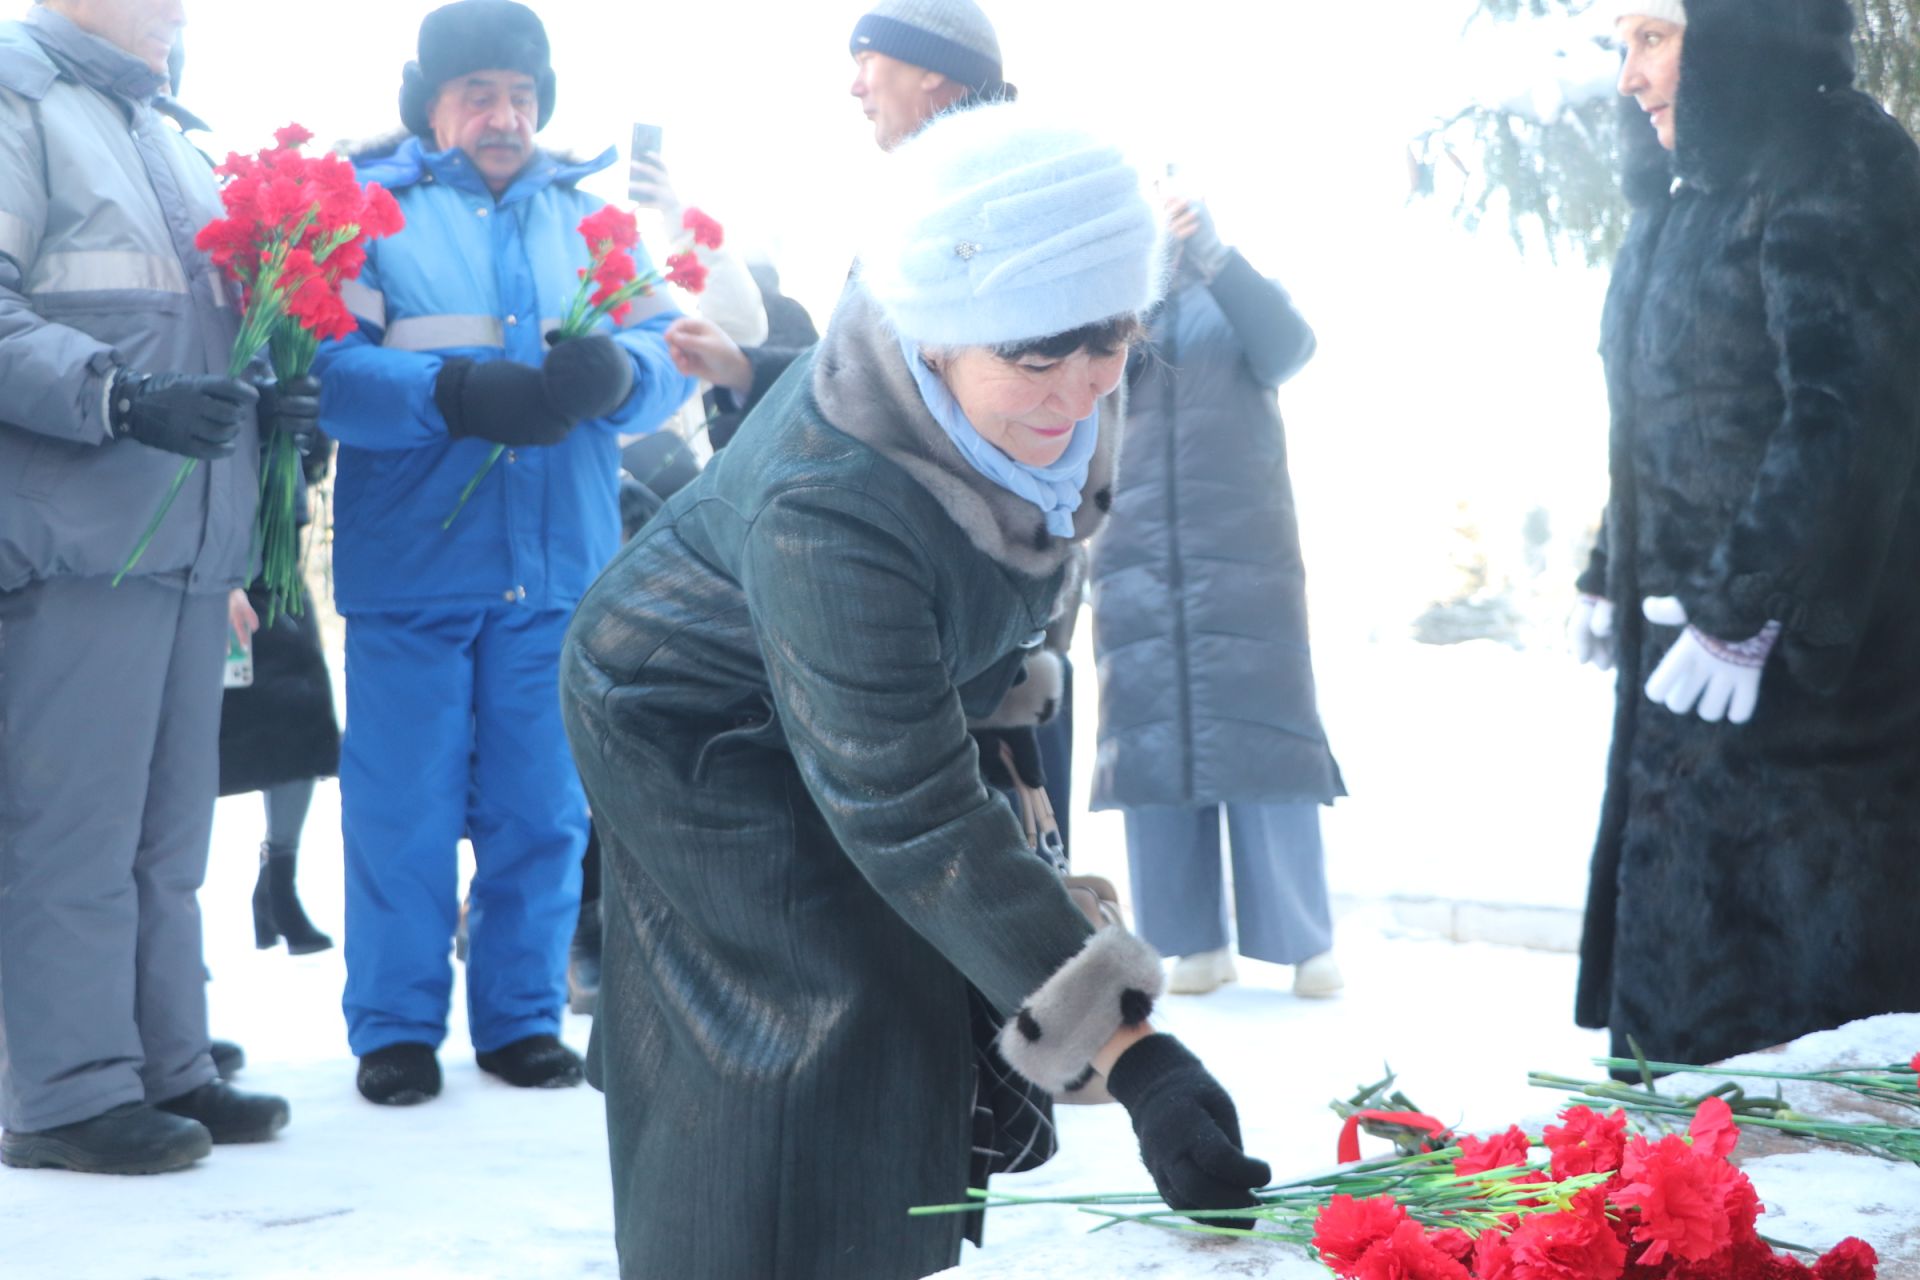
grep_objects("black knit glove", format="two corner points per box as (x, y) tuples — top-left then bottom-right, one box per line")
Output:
(437, 336), (635, 446)
(974, 726), (1046, 791)
(256, 373), (321, 455)
(435, 358), (574, 446)
(1106, 1034), (1270, 1230)
(110, 371), (257, 459)
(542, 333), (634, 421)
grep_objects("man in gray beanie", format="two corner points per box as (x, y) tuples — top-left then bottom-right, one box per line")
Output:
(849, 0), (1013, 151)
(664, 0), (1017, 403)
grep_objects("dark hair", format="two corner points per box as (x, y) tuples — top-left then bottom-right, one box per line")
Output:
(991, 313), (1144, 363)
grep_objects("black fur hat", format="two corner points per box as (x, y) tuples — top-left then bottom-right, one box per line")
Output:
(399, 0), (557, 138)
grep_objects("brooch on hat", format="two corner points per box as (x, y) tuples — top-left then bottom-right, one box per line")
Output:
(954, 241), (981, 260)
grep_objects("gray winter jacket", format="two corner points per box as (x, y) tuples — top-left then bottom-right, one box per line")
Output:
(1091, 251), (1344, 808)
(0, 9), (252, 593)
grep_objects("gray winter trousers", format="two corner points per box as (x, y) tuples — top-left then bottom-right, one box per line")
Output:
(1122, 802), (1334, 965)
(0, 575), (224, 1132)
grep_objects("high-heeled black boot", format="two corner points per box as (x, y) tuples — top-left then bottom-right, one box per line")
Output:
(251, 844), (334, 955)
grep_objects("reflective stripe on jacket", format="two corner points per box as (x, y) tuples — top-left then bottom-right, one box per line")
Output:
(313, 136), (696, 613)
(0, 11), (252, 593)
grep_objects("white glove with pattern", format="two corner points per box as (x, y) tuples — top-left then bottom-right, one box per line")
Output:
(1641, 596), (1781, 725)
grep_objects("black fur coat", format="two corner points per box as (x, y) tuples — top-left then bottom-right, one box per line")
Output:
(1575, 0), (1920, 1066)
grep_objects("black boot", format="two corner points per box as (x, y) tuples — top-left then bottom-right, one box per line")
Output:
(568, 902), (602, 1015)
(357, 1043), (441, 1107)
(0, 1102), (211, 1175)
(252, 844), (333, 955)
(476, 1035), (583, 1089)
(210, 1039), (245, 1080)
(157, 1081), (289, 1144)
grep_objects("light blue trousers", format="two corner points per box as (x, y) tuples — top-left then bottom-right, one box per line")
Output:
(1122, 802), (1333, 965)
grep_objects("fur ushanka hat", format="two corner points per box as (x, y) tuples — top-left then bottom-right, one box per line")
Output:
(400, 0), (556, 138)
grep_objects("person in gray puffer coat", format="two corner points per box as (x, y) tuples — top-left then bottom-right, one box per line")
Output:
(1090, 197), (1346, 999)
(0, 0), (298, 1176)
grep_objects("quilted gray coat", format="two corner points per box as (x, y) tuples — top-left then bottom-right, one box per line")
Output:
(561, 284), (1160, 1280)
(1090, 252), (1343, 809)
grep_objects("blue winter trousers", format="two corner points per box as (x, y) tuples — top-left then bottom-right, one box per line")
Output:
(340, 605), (586, 1056)
(1123, 802), (1333, 965)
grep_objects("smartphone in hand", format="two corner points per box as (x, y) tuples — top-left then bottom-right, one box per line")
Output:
(630, 122), (663, 163)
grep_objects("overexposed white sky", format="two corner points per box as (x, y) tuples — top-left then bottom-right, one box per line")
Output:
(149, 0), (1614, 643)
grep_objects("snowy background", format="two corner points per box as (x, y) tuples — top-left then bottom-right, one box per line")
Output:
(0, 0), (1748, 1275)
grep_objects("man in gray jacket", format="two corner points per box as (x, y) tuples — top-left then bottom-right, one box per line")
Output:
(0, 0), (295, 1175)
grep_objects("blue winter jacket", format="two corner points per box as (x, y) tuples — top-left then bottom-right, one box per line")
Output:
(313, 137), (695, 614)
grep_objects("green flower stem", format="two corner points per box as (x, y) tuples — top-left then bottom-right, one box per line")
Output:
(443, 444), (504, 530)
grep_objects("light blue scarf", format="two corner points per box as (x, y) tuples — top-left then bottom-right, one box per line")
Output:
(897, 336), (1099, 539)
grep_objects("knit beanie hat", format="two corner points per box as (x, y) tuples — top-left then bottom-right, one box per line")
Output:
(1606, 0), (1686, 24)
(851, 0), (1006, 97)
(400, 0), (556, 138)
(859, 102), (1165, 348)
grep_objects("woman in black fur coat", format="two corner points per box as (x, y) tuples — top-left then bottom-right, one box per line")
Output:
(1573, 0), (1920, 1069)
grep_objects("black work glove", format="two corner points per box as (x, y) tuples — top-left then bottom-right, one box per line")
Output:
(110, 371), (257, 460)
(542, 332), (634, 422)
(256, 373), (321, 456)
(974, 726), (1046, 791)
(1106, 1034), (1270, 1231)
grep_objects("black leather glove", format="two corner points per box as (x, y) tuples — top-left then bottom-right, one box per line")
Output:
(256, 373), (321, 455)
(1106, 1034), (1270, 1230)
(974, 726), (1046, 791)
(110, 371), (257, 460)
(542, 332), (634, 421)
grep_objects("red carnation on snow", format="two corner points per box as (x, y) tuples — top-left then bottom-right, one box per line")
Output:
(1813, 1238), (1880, 1280)
(1349, 1221), (1472, 1280)
(1544, 1106), (1630, 1182)
(1454, 1126), (1533, 1177)
(1613, 1131), (1755, 1266)
(1505, 1187), (1626, 1280)
(1313, 1195), (1410, 1272)
(681, 205), (724, 249)
(1688, 1097), (1741, 1161)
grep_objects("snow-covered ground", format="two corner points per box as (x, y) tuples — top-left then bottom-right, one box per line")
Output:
(1, 631), (1637, 1278)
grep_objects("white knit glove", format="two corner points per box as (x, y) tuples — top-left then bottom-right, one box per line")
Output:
(1641, 596), (1781, 725)
(1569, 595), (1616, 670)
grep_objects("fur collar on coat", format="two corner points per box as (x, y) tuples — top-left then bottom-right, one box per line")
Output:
(809, 283), (1120, 580)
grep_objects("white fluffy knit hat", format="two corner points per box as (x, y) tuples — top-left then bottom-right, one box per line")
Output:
(1607, 0), (1686, 24)
(858, 102), (1165, 348)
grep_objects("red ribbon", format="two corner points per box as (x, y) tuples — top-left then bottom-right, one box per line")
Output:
(1336, 1109), (1452, 1164)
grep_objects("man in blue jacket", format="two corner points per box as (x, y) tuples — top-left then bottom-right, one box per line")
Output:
(313, 0), (696, 1106)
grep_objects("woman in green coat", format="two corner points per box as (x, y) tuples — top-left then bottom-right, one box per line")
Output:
(561, 104), (1269, 1280)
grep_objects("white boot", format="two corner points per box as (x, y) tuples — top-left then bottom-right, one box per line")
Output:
(1166, 947), (1237, 995)
(1292, 950), (1345, 999)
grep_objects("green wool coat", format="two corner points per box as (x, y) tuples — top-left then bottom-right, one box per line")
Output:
(561, 285), (1127, 1280)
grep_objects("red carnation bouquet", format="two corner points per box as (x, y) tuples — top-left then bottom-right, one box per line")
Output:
(444, 204), (722, 528)
(919, 1060), (1912, 1279)
(117, 124), (403, 622)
